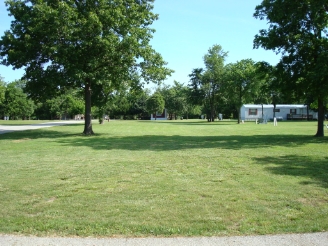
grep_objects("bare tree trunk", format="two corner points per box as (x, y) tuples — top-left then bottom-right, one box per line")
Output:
(83, 80), (94, 135)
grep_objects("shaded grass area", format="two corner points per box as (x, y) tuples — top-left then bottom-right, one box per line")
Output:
(0, 120), (328, 237)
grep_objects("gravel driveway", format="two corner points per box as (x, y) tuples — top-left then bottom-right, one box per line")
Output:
(0, 121), (84, 134)
(1, 232), (328, 246)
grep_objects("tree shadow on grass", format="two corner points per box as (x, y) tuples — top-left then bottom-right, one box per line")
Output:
(137, 120), (237, 126)
(1, 124), (327, 153)
(254, 155), (328, 188)
(54, 134), (327, 151)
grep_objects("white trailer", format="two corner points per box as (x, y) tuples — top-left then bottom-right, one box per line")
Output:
(240, 104), (317, 121)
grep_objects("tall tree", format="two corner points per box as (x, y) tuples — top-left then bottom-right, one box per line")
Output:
(0, 0), (172, 134)
(255, 62), (301, 118)
(146, 92), (165, 120)
(0, 76), (5, 106)
(160, 81), (187, 120)
(127, 87), (150, 119)
(172, 81), (189, 119)
(225, 59), (259, 123)
(0, 76), (7, 118)
(187, 45), (228, 122)
(44, 90), (84, 120)
(254, 0), (328, 137)
(203, 45), (228, 121)
(3, 81), (35, 120)
(188, 68), (205, 106)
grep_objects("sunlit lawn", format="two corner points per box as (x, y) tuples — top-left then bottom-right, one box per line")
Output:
(0, 119), (327, 237)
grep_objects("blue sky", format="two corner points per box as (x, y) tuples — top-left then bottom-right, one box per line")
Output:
(0, 0), (280, 86)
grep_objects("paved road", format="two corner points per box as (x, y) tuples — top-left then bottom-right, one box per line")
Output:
(1, 232), (328, 246)
(0, 121), (84, 134)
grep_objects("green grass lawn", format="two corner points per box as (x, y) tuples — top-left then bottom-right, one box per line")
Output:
(0, 119), (328, 237)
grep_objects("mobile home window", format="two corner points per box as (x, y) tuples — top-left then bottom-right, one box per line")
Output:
(274, 109), (280, 112)
(249, 109), (258, 115)
(290, 109), (296, 114)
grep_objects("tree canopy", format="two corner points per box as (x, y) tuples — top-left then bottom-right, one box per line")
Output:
(146, 92), (164, 120)
(0, 0), (173, 134)
(225, 59), (260, 123)
(1, 80), (35, 120)
(0, 76), (5, 107)
(254, 0), (328, 136)
(187, 45), (228, 121)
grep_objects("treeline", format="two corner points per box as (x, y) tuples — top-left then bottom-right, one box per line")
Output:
(0, 44), (318, 121)
(0, 78), (83, 120)
(0, 77), (196, 120)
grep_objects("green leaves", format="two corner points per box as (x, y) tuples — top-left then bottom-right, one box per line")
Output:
(1, 0), (171, 92)
(0, 77), (6, 106)
(146, 92), (165, 118)
(1, 0), (172, 133)
(225, 59), (260, 105)
(187, 45), (228, 121)
(2, 80), (35, 119)
(254, 0), (328, 136)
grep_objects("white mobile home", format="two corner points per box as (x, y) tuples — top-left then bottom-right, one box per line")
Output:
(240, 104), (318, 121)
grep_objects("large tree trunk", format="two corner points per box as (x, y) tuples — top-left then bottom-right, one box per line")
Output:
(314, 97), (324, 137)
(210, 105), (215, 122)
(83, 80), (94, 135)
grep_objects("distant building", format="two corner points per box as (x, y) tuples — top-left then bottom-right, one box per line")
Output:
(74, 114), (84, 120)
(240, 104), (318, 121)
(150, 109), (167, 120)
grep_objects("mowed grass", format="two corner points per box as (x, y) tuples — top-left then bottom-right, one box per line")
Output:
(0, 119), (328, 237)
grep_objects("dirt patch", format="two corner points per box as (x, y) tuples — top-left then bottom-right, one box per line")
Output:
(46, 197), (57, 203)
